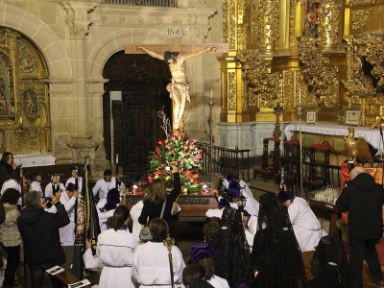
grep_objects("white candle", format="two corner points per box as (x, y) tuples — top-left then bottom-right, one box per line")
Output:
(210, 89), (213, 101)
(299, 90), (302, 105)
(116, 153), (119, 165)
(19, 116), (23, 125)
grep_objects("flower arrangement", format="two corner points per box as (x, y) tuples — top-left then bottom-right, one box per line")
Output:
(148, 132), (203, 193)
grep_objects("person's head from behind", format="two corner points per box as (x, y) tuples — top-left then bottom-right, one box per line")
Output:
(25, 191), (42, 208)
(203, 221), (221, 243)
(278, 191), (295, 208)
(198, 257), (216, 281)
(148, 178), (166, 204)
(227, 180), (241, 203)
(182, 264), (206, 287)
(109, 205), (130, 231)
(149, 218), (169, 242)
(258, 192), (287, 231)
(104, 188), (120, 211)
(104, 169), (112, 182)
(311, 235), (349, 286)
(1, 188), (20, 205)
(350, 166), (367, 180)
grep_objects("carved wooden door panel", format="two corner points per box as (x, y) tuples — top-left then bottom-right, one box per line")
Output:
(112, 90), (171, 178)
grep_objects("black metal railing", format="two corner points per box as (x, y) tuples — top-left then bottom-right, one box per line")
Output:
(197, 142), (251, 181)
(102, 0), (178, 7)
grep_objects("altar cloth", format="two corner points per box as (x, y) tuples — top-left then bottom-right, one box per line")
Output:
(284, 123), (381, 150)
(13, 153), (56, 167)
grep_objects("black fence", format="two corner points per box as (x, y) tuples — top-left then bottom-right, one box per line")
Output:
(196, 142), (251, 181)
(102, 0), (178, 7)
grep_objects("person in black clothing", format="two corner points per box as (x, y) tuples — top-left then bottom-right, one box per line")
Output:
(308, 235), (351, 288)
(0, 152), (17, 190)
(138, 172), (181, 234)
(251, 192), (306, 288)
(17, 190), (70, 288)
(336, 167), (384, 288)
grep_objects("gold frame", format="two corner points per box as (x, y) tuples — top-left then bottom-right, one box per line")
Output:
(306, 111), (317, 124)
(345, 110), (361, 126)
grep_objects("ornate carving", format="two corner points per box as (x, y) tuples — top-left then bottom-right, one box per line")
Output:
(351, 8), (372, 31)
(299, 38), (339, 108)
(238, 50), (279, 110)
(227, 71), (236, 110)
(353, 32), (384, 91)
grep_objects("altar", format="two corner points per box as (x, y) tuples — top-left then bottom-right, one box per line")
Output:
(284, 123), (381, 165)
(13, 153), (56, 167)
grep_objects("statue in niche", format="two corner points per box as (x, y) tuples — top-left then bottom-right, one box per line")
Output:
(304, 0), (321, 38)
(137, 46), (216, 131)
(22, 89), (38, 120)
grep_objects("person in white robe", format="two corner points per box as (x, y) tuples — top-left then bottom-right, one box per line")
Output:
(45, 174), (65, 198)
(83, 205), (138, 288)
(278, 191), (326, 252)
(205, 182), (257, 250)
(199, 258), (230, 288)
(129, 200), (144, 241)
(29, 172), (43, 196)
(133, 218), (185, 288)
(92, 169), (124, 203)
(1, 179), (21, 196)
(97, 188), (120, 233)
(65, 166), (83, 194)
(58, 182), (79, 269)
(221, 177), (259, 216)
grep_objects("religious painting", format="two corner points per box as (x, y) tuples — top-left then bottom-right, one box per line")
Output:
(345, 110), (361, 126)
(0, 52), (15, 120)
(380, 106), (384, 116)
(306, 111), (317, 124)
(22, 89), (38, 120)
(304, 0), (321, 38)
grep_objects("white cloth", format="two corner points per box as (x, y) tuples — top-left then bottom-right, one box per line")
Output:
(59, 192), (77, 246)
(44, 182), (65, 198)
(288, 197), (326, 252)
(92, 177), (118, 201)
(133, 241), (185, 288)
(245, 215), (258, 252)
(83, 228), (138, 288)
(130, 200), (144, 241)
(65, 176), (83, 193)
(97, 201), (116, 233)
(30, 181), (43, 195)
(1, 179), (21, 196)
(284, 123), (381, 149)
(208, 275), (230, 288)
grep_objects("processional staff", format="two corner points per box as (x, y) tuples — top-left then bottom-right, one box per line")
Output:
(163, 234), (176, 288)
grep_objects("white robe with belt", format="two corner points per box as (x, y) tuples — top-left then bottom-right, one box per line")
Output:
(130, 200), (144, 241)
(83, 228), (138, 288)
(288, 197), (326, 252)
(133, 241), (185, 288)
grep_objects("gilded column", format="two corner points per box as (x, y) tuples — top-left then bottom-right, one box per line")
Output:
(320, 0), (344, 51)
(220, 0), (250, 123)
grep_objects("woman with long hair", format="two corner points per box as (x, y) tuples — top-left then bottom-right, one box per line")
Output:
(251, 192), (306, 288)
(0, 188), (21, 287)
(0, 152), (17, 191)
(138, 172), (181, 234)
(83, 205), (138, 288)
(97, 188), (120, 232)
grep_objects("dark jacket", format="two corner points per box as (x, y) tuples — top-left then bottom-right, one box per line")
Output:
(17, 203), (70, 267)
(336, 173), (384, 239)
(0, 200), (5, 224)
(0, 162), (17, 191)
(139, 173), (181, 226)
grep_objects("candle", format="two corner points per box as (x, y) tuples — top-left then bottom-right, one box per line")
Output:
(210, 89), (213, 101)
(280, 78), (283, 100)
(299, 90), (302, 105)
(115, 153), (119, 165)
(19, 116), (23, 125)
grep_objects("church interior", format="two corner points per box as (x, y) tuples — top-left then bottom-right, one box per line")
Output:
(1, 0), (384, 287)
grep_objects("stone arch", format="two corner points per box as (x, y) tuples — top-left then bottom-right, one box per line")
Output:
(0, 3), (72, 78)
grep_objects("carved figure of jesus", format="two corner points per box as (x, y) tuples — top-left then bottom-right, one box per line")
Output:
(137, 46), (216, 131)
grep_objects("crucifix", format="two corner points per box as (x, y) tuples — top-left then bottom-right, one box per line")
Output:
(125, 36), (228, 133)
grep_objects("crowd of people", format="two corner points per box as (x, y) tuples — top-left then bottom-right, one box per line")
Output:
(0, 151), (383, 288)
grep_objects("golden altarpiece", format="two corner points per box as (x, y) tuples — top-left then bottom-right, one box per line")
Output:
(0, 27), (50, 154)
(220, 0), (384, 127)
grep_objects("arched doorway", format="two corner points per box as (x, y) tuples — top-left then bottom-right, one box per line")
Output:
(0, 26), (50, 154)
(103, 51), (172, 179)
